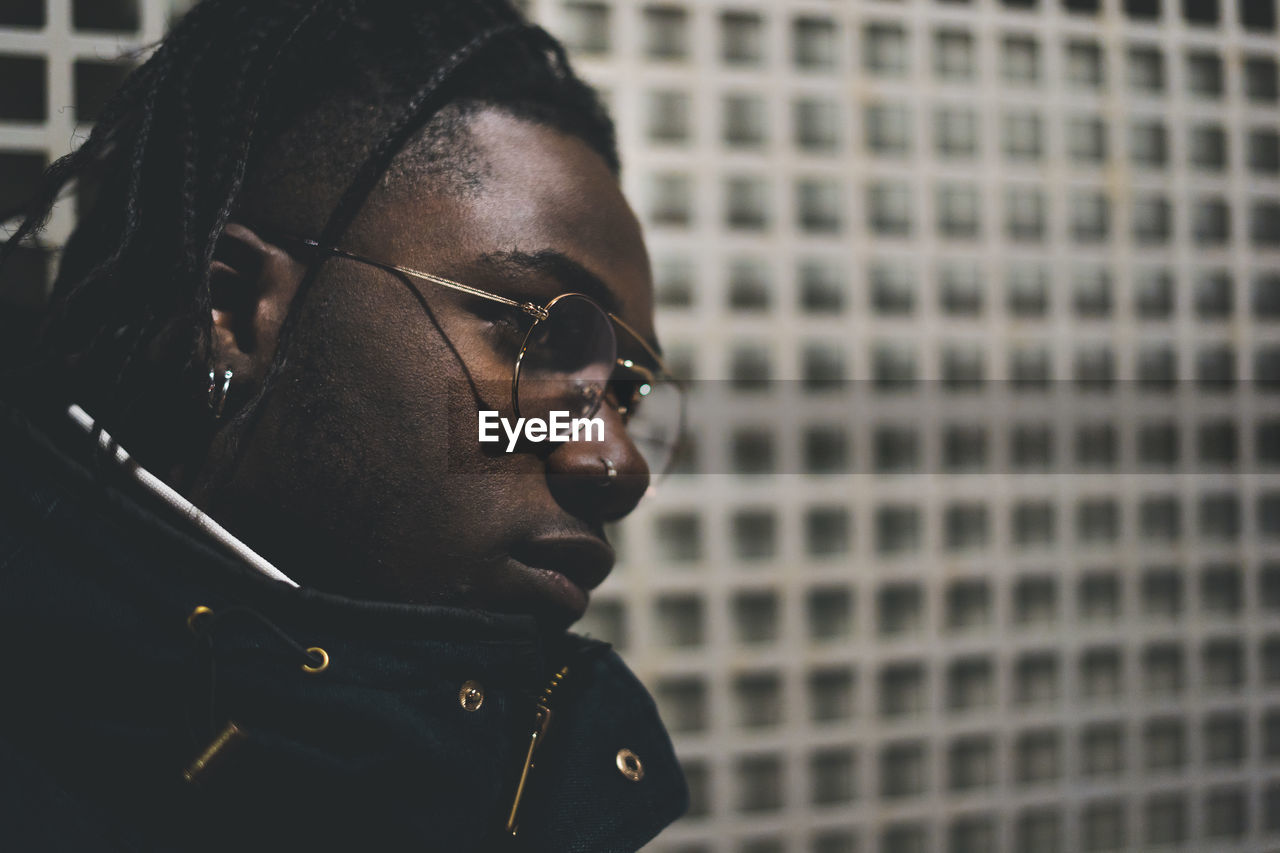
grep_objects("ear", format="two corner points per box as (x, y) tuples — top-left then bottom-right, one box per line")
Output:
(209, 222), (306, 388)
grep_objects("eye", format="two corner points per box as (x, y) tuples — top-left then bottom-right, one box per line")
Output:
(491, 314), (523, 335)
(482, 310), (526, 347)
(466, 294), (526, 332)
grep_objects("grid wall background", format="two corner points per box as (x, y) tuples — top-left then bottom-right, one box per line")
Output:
(3, 1), (1280, 851)
(537, 1), (1280, 852)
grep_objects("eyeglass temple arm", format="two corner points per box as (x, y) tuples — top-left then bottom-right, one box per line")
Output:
(290, 237), (549, 320)
(278, 233), (666, 369)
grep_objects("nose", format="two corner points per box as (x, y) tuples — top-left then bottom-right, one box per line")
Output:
(544, 405), (649, 522)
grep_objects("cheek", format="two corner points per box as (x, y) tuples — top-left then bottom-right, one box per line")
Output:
(284, 282), (524, 490)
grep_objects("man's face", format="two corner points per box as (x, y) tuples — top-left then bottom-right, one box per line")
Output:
(196, 108), (656, 628)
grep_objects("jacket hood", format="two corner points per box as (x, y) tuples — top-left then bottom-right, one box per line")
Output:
(0, 400), (687, 852)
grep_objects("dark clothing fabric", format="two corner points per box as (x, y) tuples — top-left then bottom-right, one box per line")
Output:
(0, 401), (686, 852)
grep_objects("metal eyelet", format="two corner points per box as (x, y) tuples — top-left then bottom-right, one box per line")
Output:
(186, 605), (214, 635)
(301, 646), (330, 674)
(616, 748), (644, 782)
(459, 680), (485, 711)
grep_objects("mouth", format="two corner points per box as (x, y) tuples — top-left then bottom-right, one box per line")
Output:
(508, 535), (616, 621)
(512, 535), (615, 591)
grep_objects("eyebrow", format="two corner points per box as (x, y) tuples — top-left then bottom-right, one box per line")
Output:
(273, 227), (668, 360)
(475, 249), (665, 359)
(477, 249), (624, 317)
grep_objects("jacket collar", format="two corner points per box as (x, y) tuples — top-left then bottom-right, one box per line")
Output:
(0, 399), (688, 851)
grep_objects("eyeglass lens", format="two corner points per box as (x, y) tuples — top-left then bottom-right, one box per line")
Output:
(514, 294), (683, 478)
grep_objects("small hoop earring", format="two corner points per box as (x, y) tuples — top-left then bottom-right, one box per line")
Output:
(207, 368), (233, 419)
(600, 457), (618, 486)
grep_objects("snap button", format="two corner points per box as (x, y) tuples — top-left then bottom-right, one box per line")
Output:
(459, 680), (485, 712)
(616, 748), (644, 782)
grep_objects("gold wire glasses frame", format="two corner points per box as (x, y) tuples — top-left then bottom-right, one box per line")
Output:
(276, 234), (685, 476)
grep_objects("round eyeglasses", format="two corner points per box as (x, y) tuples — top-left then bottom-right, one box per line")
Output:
(274, 234), (686, 481)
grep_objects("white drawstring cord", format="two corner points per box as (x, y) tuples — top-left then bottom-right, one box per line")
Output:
(66, 404), (299, 588)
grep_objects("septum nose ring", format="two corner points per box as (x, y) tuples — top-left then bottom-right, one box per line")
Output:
(600, 457), (618, 486)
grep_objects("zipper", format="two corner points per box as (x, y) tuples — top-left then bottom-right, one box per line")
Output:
(504, 664), (570, 837)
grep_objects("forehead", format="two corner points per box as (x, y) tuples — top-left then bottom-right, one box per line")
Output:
(351, 108), (654, 335)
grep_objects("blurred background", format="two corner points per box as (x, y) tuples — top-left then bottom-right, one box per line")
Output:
(3, 0), (1280, 851)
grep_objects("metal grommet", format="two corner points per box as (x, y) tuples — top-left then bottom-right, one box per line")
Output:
(186, 605), (214, 635)
(459, 680), (485, 712)
(615, 748), (644, 782)
(301, 646), (329, 674)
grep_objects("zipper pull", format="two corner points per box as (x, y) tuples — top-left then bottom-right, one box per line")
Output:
(504, 666), (569, 837)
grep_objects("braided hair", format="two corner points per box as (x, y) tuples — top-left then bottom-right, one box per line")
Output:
(0, 0), (617, 468)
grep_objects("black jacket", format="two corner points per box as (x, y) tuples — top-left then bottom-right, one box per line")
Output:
(0, 402), (687, 852)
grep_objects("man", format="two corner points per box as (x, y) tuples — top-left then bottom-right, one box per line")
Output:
(0, 1), (687, 850)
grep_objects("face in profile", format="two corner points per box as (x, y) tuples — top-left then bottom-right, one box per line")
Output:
(190, 107), (658, 629)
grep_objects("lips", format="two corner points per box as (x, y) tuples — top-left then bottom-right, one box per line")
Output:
(510, 535), (616, 595)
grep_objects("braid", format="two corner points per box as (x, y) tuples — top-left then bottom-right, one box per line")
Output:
(187, 1), (334, 369)
(52, 69), (162, 391)
(60, 1), (332, 432)
(313, 22), (535, 274)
